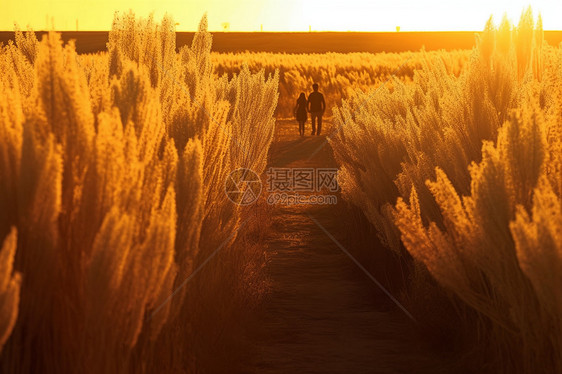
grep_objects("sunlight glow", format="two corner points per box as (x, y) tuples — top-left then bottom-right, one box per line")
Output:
(1, 0), (561, 31)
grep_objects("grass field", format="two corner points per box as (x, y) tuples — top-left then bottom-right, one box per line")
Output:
(1, 8), (561, 374)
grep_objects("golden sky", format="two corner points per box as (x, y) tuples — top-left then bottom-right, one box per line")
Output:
(1, 0), (561, 31)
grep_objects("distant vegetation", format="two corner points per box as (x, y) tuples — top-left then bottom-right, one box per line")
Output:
(212, 50), (470, 118)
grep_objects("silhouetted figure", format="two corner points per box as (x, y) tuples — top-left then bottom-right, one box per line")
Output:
(307, 83), (326, 136)
(294, 93), (308, 136)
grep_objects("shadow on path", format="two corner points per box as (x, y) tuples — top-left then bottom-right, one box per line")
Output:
(245, 119), (452, 374)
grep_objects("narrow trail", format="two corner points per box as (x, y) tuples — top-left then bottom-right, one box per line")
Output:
(244, 120), (452, 373)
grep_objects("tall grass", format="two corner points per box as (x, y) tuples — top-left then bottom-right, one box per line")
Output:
(213, 50), (469, 118)
(0, 229), (20, 354)
(331, 9), (561, 372)
(0, 11), (277, 373)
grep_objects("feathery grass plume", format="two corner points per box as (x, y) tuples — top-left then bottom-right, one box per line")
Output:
(479, 16), (496, 65)
(542, 55), (562, 196)
(168, 138), (204, 317)
(393, 101), (555, 372)
(198, 97), (237, 249)
(496, 14), (513, 56)
(3, 35), (67, 368)
(533, 13), (544, 81)
(216, 64), (279, 172)
(1, 41), (36, 103)
(510, 177), (562, 371)
(108, 8), (276, 291)
(171, 16), (238, 251)
(110, 60), (164, 163)
(33, 34), (95, 260)
(85, 207), (135, 369)
(0, 74), (23, 240)
(13, 25), (38, 65)
(516, 7), (534, 79)
(0, 228), (21, 354)
(172, 15), (278, 253)
(189, 14), (213, 81)
(31, 37), (95, 368)
(82, 86), (179, 372)
(107, 11), (176, 88)
(393, 185), (472, 295)
(7, 115), (63, 373)
(78, 53), (111, 121)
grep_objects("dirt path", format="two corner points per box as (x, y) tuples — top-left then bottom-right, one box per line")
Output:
(244, 120), (452, 373)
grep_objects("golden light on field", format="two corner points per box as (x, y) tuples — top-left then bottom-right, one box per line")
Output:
(2, 0), (562, 371)
(1, 0), (562, 31)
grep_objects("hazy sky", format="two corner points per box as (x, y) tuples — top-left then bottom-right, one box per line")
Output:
(1, 0), (561, 31)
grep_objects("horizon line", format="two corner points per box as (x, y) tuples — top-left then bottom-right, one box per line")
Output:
(2, 29), (562, 33)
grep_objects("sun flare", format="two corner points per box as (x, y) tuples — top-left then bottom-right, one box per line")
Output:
(1, 0), (562, 31)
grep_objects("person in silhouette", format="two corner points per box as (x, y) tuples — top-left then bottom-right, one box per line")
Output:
(307, 83), (326, 136)
(294, 93), (308, 136)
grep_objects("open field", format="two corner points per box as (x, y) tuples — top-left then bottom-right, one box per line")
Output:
(1, 30), (562, 54)
(1, 8), (562, 374)
(211, 49), (470, 117)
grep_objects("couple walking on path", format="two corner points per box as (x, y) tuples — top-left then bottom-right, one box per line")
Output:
(294, 83), (326, 136)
